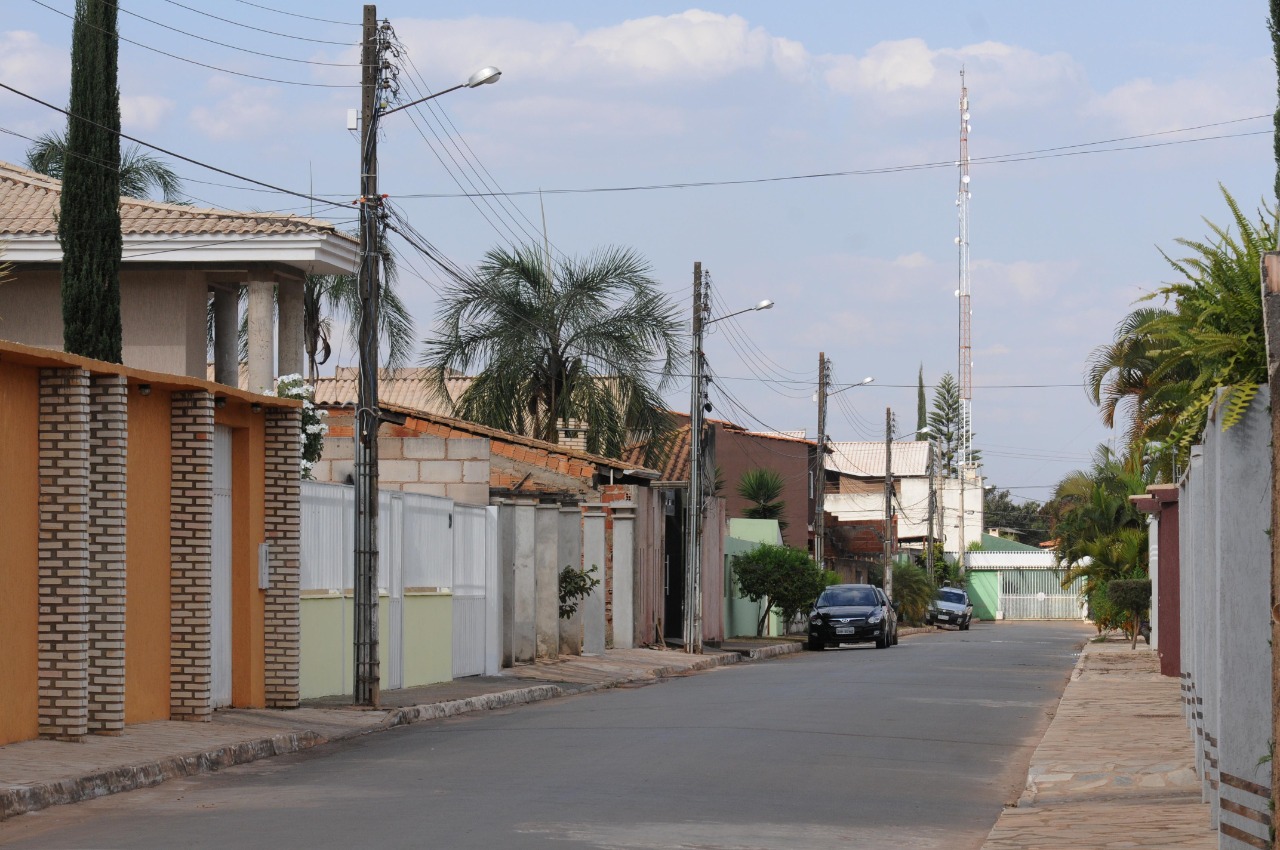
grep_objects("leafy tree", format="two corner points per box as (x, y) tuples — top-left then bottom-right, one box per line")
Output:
(891, 561), (934, 625)
(60, 0), (123, 362)
(983, 488), (1050, 546)
(736, 467), (787, 530)
(25, 129), (183, 203)
(1085, 188), (1273, 475)
(421, 244), (682, 463)
(927, 372), (980, 476)
(732, 544), (835, 636)
(1108, 579), (1152, 649)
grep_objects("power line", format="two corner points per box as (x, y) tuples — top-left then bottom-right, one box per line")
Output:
(165, 0), (360, 42)
(224, 0), (363, 28)
(30, 0), (359, 87)
(392, 118), (1269, 199)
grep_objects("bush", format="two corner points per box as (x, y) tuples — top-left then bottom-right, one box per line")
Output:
(1108, 578), (1151, 649)
(891, 562), (934, 625)
(732, 544), (835, 636)
(1087, 583), (1124, 634)
(558, 564), (600, 619)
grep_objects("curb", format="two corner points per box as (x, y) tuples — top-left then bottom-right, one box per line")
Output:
(1014, 639), (1091, 809)
(0, 648), (767, 822)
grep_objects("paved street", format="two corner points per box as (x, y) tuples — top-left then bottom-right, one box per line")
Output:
(0, 622), (1091, 849)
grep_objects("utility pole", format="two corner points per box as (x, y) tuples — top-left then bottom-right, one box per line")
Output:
(926, 440), (936, 585)
(353, 4), (386, 707)
(813, 352), (829, 568)
(883, 407), (895, 601)
(684, 262), (707, 653)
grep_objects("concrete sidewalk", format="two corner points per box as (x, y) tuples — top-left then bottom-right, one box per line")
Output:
(982, 636), (1215, 849)
(0, 642), (804, 821)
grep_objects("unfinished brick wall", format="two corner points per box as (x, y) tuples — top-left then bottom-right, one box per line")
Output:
(264, 406), (301, 708)
(37, 368), (91, 741)
(87, 374), (128, 734)
(169, 390), (214, 721)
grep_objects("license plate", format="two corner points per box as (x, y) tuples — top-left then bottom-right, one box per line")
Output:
(938, 614), (951, 620)
(835, 627), (855, 635)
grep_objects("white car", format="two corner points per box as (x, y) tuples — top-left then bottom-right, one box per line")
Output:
(926, 587), (973, 630)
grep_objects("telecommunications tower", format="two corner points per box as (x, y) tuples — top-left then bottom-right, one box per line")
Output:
(956, 71), (973, 560)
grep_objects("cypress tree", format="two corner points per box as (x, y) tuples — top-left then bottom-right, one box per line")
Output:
(915, 363), (927, 438)
(1272, 0), (1280, 241)
(60, 0), (123, 362)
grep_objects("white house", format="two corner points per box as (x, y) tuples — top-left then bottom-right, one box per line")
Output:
(822, 440), (985, 557)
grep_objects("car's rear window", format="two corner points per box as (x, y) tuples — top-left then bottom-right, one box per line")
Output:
(818, 587), (878, 607)
(938, 589), (967, 604)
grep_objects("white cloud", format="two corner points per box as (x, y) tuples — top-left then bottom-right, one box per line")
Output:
(188, 79), (284, 141)
(1085, 65), (1271, 134)
(824, 38), (1085, 115)
(121, 95), (174, 133)
(0, 31), (69, 97)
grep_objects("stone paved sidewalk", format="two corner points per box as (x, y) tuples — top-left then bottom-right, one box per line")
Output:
(981, 637), (1215, 849)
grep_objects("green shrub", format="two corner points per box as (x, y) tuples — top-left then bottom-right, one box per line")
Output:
(732, 544), (834, 636)
(558, 564), (600, 619)
(1108, 578), (1152, 648)
(891, 562), (934, 625)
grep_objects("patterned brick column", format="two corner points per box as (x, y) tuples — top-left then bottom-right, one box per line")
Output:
(87, 374), (128, 734)
(37, 368), (91, 741)
(264, 406), (302, 708)
(170, 391), (214, 721)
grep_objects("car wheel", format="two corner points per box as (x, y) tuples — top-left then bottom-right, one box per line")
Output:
(875, 632), (888, 649)
(892, 628), (899, 645)
(807, 637), (824, 651)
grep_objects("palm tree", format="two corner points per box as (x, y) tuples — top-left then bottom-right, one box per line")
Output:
(1085, 187), (1274, 475)
(25, 130), (184, 203)
(736, 468), (787, 529)
(421, 244), (682, 463)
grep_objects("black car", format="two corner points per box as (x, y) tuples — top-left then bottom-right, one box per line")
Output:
(926, 586), (974, 630)
(807, 583), (898, 651)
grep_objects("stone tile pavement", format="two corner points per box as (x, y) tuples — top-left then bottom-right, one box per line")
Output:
(981, 636), (1216, 849)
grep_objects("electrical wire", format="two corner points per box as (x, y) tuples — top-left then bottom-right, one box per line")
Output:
(30, 0), (359, 87)
(225, 0), (363, 28)
(165, 0), (360, 43)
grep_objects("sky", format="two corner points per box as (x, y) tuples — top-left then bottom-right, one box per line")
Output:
(2, 1), (1274, 502)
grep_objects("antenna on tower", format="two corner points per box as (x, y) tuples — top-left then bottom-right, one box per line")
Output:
(955, 69), (974, 567)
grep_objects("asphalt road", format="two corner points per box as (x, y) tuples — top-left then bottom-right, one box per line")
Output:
(0, 620), (1092, 850)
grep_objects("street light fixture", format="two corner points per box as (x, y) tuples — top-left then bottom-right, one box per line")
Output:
(685, 264), (771, 654)
(813, 366), (874, 567)
(353, 4), (500, 707)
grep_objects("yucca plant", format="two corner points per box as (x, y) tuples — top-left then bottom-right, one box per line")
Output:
(736, 467), (788, 529)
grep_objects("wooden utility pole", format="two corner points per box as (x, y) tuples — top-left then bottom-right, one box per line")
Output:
(353, 3), (383, 707)
(926, 440), (936, 585)
(884, 407), (895, 601)
(813, 352), (829, 567)
(684, 262), (706, 653)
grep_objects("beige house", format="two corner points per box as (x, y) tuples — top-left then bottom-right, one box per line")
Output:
(0, 161), (358, 392)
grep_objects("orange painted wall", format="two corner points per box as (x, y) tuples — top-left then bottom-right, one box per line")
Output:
(0, 362), (39, 745)
(126, 388), (173, 724)
(219, 404), (266, 708)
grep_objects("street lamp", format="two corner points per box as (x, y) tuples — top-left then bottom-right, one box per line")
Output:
(685, 263), (771, 654)
(353, 4), (500, 706)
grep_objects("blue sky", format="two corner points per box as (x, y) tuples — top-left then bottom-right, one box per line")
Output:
(2, 2), (1273, 500)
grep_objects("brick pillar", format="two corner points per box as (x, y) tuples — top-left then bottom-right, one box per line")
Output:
(264, 406), (301, 708)
(170, 391), (214, 721)
(37, 368), (91, 741)
(87, 374), (128, 734)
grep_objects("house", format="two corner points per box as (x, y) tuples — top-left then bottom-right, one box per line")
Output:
(823, 440), (985, 558)
(0, 161), (358, 393)
(0, 339), (303, 745)
(965, 534), (1085, 621)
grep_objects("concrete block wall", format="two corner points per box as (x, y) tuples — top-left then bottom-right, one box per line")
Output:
(87, 374), (128, 735)
(1178, 387), (1273, 849)
(315, 432), (489, 506)
(36, 368), (92, 741)
(264, 407), (302, 708)
(169, 390), (215, 722)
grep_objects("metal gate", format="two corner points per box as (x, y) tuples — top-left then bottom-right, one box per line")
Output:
(999, 569), (1085, 620)
(452, 505), (488, 677)
(210, 425), (233, 708)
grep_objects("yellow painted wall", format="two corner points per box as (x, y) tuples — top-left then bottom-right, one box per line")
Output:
(402, 593), (453, 688)
(0, 363), (39, 744)
(126, 388), (174, 724)
(300, 594), (346, 700)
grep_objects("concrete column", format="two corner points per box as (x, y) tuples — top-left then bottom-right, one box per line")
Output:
(558, 504), (582, 656)
(498, 504), (514, 668)
(511, 501), (536, 663)
(610, 502), (636, 650)
(246, 280), (274, 395)
(535, 505), (560, 660)
(276, 278), (304, 380)
(212, 287), (239, 387)
(582, 504), (607, 655)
